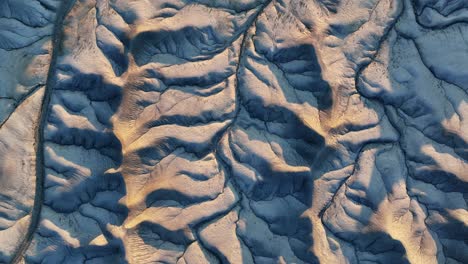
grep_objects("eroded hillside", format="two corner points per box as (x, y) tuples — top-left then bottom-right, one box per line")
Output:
(0, 0), (466, 263)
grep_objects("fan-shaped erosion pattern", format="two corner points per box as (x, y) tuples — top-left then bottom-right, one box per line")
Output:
(0, 0), (466, 263)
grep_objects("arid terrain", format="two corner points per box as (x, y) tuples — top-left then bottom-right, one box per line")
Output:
(0, 0), (466, 263)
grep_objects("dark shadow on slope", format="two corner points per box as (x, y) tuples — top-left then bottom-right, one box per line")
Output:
(353, 23), (468, 264)
(225, 39), (336, 263)
(26, 63), (129, 262)
(253, 42), (333, 111)
(353, 231), (410, 263)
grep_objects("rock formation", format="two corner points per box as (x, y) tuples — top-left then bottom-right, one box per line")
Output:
(0, 0), (466, 263)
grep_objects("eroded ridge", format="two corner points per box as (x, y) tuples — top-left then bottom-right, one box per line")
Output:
(0, 0), (61, 262)
(0, 0), (466, 263)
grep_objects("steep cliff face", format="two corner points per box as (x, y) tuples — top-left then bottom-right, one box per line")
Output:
(0, 0), (466, 263)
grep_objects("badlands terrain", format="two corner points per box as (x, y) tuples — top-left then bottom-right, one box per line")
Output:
(0, 0), (466, 263)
